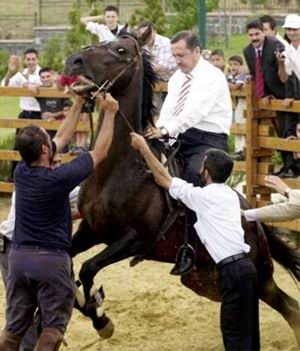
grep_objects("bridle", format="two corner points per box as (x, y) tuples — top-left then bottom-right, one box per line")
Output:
(81, 35), (141, 100)
(78, 35), (142, 133)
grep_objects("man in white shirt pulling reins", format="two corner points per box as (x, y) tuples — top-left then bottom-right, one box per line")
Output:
(145, 31), (232, 275)
(130, 133), (260, 351)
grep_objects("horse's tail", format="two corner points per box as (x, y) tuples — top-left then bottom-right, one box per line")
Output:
(261, 222), (300, 282)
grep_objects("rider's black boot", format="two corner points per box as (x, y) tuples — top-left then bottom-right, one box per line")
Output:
(170, 243), (196, 275)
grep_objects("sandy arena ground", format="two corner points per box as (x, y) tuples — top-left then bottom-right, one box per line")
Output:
(0, 197), (299, 350)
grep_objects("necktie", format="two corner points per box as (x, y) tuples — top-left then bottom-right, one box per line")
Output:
(174, 73), (193, 116)
(255, 49), (265, 98)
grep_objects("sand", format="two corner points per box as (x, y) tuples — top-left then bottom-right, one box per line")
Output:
(0, 197), (299, 350)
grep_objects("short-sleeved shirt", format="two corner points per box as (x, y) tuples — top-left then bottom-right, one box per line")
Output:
(86, 22), (124, 42)
(226, 72), (247, 85)
(13, 152), (93, 251)
(37, 97), (71, 120)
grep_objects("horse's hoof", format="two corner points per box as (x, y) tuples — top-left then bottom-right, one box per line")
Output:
(97, 319), (114, 339)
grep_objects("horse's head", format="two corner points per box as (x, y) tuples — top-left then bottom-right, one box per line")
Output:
(65, 31), (158, 128)
(64, 34), (143, 96)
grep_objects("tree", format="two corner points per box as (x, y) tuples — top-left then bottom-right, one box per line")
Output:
(129, 0), (167, 34)
(129, 0), (220, 37)
(166, 0), (219, 37)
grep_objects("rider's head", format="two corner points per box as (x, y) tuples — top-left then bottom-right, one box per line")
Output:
(199, 149), (234, 185)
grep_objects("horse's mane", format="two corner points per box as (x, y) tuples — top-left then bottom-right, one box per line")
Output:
(117, 29), (159, 129)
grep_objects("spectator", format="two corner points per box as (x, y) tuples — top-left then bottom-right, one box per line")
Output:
(226, 55), (248, 161)
(277, 14), (300, 84)
(144, 31), (232, 275)
(131, 134), (260, 351)
(57, 73), (94, 155)
(37, 67), (72, 152)
(138, 21), (177, 110)
(275, 14), (300, 177)
(2, 48), (41, 119)
(259, 15), (289, 47)
(138, 21), (177, 82)
(243, 175), (300, 222)
(80, 5), (124, 43)
(38, 67), (71, 123)
(209, 49), (227, 73)
(0, 93), (118, 350)
(2, 48), (41, 181)
(244, 20), (293, 177)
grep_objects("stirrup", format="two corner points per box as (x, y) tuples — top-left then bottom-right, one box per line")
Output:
(170, 243), (196, 276)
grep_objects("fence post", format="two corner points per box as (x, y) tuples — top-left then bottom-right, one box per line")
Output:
(245, 82), (258, 207)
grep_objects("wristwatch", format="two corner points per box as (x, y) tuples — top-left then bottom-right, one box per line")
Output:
(159, 127), (169, 138)
(284, 187), (292, 198)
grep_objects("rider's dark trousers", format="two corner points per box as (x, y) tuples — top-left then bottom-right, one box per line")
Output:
(178, 128), (229, 245)
(218, 257), (260, 351)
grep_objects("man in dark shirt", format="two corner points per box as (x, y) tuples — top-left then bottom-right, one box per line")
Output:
(0, 93), (118, 351)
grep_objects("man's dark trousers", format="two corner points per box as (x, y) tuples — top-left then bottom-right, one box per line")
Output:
(218, 257), (260, 351)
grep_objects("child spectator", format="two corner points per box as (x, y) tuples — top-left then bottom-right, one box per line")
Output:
(209, 49), (227, 73)
(226, 55), (248, 161)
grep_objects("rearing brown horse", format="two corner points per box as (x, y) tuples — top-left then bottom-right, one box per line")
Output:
(65, 32), (300, 345)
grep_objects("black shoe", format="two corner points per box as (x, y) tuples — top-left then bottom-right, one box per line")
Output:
(232, 151), (245, 161)
(170, 244), (196, 276)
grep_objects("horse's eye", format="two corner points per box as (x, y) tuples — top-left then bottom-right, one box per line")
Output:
(117, 48), (126, 54)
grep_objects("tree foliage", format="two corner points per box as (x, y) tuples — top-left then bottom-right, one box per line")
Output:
(40, 0), (104, 71)
(130, 0), (220, 37)
(129, 0), (167, 34)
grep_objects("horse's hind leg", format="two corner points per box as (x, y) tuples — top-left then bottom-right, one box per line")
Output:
(260, 277), (300, 346)
(71, 220), (101, 258)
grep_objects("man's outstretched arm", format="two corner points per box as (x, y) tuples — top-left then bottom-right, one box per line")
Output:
(130, 132), (172, 189)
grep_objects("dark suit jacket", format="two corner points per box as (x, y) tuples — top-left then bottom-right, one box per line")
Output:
(243, 36), (285, 99)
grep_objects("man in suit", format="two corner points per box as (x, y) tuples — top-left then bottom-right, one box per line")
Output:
(244, 19), (293, 177)
(243, 175), (300, 222)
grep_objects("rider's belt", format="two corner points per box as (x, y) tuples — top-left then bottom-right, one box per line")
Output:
(216, 253), (248, 269)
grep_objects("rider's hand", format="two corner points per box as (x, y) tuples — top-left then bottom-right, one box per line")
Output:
(98, 93), (119, 114)
(144, 126), (162, 139)
(130, 132), (149, 152)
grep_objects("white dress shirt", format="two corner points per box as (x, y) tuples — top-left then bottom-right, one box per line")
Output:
(86, 22), (124, 42)
(169, 178), (250, 264)
(157, 57), (232, 137)
(0, 187), (80, 241)
(7, 66), (41, 112)
(284, 43), (300, 81)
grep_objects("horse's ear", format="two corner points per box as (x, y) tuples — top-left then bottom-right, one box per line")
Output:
(119, 24), (129, 36)
(137, 25), (152, 48)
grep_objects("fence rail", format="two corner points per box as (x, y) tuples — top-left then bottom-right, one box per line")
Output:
(1, 84), (300, 232)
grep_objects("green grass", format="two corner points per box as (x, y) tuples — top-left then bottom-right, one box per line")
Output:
(0, 96), (19, 139)
(207, 33), (248, 59)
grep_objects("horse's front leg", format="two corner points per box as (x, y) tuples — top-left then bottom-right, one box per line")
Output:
(79, 227), (144, 300)
(71, 219), (102, 258)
